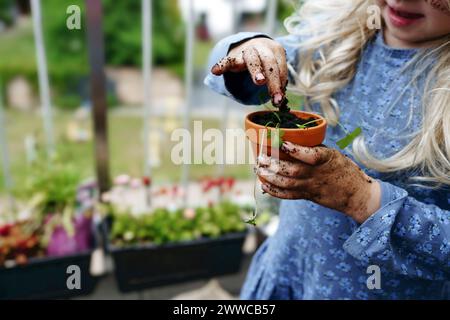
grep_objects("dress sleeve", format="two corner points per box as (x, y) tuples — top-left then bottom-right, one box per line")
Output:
(343, 180), (450, 281)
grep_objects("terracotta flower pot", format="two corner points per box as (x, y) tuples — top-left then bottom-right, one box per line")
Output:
(245, 110), (327, 161)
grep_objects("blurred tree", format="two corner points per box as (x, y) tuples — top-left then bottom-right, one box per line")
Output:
(0, 0), (15, 27)
(43, 0), (185, 108)
(0, 0), (185, 108)
(41, 0), (184, 69)
(277, 0), (303, 24)
(40, 0), (88, 108)
(16, 0), (31, 15)
(103, 0), (185, 68)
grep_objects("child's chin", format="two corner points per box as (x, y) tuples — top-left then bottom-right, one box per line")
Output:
(385, 22), (428, 44)
(397, 30), (429, 43)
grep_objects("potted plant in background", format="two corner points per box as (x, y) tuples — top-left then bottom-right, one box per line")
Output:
(100, 176), (253, 293)
(0, 156), (99, 299)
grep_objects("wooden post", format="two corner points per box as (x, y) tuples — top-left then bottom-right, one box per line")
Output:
(85, 0), (111, 196)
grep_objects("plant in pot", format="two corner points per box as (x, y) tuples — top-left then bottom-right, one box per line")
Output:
(0, 156), (98, 299)
(100, 197), (252, 292)
(244, 98), (362, 224)
(21, 156), (95, 258)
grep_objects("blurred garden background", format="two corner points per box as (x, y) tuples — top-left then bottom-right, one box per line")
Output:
(0, 0), (298, 299)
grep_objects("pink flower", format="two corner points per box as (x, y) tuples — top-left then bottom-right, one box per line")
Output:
(130, 178), (142, 189)
(46, 215), (93, 257)
(114, 174), (131, 186)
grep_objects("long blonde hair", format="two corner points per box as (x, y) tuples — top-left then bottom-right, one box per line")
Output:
(285, 0), (450, 187)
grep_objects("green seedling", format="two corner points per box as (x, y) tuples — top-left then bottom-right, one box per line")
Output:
(336, 126), (362, 149)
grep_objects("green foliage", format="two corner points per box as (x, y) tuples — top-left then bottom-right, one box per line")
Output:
(0, 21), (37, 93)
(270, 127), (285, 149)
(277, 0), (298, 22)
(20, 154), (81, 215)
(28, 0), (87, 108)
(276, 0), (304, 34)
(244, 217), (257, 226)
(262, 103), (286, 149)
(336, 127), (362, 149)
(0, 0), (15, 27)
(41, 0), (185, 107)
(0, 0), (185, 109)
(295, 118), (322, 129)
(109, 201), (248, 247)
(0, 111), (252, 194)
(42, 0), (184, 70)
(286, 93), (304, 110)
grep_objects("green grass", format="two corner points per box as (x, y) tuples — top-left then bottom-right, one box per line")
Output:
(194, 40), (214, 68)
(286, 92), (304, 110)
(0, 109), (253, 195)
(0, 20), (37, 86)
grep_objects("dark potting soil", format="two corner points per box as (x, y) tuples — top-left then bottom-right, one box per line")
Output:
(251, 111), (319, 129)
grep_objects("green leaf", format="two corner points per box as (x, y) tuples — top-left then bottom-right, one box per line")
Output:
(272, 111), (281, 123)
(336, 127), (362, 149)
(244, 217), (257, 226)
(62, 206), (75, 237)
(271, 128), (285, 149)
(264, 121), (276, 128)
(295, 118), (322, 129)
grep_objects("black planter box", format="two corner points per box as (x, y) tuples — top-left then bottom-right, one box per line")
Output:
(0, 251), (98, 300)
(107, 231), (247, 293)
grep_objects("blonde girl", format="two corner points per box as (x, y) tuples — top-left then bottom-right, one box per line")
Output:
(205, 0), (450, 299)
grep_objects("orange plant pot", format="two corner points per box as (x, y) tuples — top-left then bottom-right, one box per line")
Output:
(245, 110), (327, 161)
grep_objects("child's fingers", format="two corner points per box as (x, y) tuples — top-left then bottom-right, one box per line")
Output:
(257, 167), (308, 189)
(257, 154), (311, 177)
(211, 57), (231, 75)
(211, 55), (245, 75)
(256, 46), (284, 106)
(281, 142), (334, 165)
(243, 46), (266, 85)
(275, 50), (288, 90)
(261, 182), (308, 200)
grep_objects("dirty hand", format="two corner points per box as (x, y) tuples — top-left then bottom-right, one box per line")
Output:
(256, 141), (381, 223)
(211, 37), (288, 107)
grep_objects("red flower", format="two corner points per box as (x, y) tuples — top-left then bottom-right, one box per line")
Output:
(218, 177), (225, 185)
(226, 177), (235, 189)
(142, 176), (152, 186)
(172, 185), (179, 196)
(0, 224), (12, 236)
(201, 177), (215, 193)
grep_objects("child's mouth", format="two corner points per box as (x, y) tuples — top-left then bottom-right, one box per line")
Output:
(387, 6), (425, 27)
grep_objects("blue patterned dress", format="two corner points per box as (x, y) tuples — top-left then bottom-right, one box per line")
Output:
(204, 30), (450, 300)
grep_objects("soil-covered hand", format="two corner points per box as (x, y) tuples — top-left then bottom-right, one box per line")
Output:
(256, 141), (381, 223)
(211, 37), (288, 107)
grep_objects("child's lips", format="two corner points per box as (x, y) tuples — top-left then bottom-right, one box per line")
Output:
(387, 6), (425, 27)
